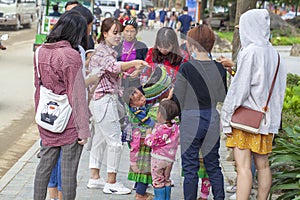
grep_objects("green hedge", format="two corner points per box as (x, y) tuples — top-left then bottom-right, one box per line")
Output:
(216, 31), (300, 46)
(270, 73), (300, 199)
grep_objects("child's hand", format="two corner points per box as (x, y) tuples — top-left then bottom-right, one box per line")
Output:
(146, 128), (152, 135)
(161, 88), (174, 102)
(131, 164), (140, 173)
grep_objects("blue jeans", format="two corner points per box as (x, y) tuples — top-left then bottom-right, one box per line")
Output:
(180, 109), (224, 200)
(48, 150), (62, 191)
(136, 182), (148, 195)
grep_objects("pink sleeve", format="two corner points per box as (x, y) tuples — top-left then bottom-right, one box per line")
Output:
(66, 64), (91, 139)
(129, 129), (141, 164)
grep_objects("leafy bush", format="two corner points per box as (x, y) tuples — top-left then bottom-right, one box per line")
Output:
(270, 126), (300, 200)
(216, 31), (233, 42)
(283, 77), (300, 118)
(287, 73), (300, 87)
(270, 74), (300, 199)
(271, 36), (300, 46)
(216, 31), (300, 46)
(281, 74), (300, 128)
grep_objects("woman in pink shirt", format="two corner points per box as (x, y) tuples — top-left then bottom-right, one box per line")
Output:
(33, 11), (91, 200)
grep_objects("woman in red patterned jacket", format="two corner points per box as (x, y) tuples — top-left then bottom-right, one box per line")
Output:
(142, 27), (189, 85)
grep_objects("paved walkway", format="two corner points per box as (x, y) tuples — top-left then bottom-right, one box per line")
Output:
(0, 123), (236, 200)
(1, 28), (296, 200)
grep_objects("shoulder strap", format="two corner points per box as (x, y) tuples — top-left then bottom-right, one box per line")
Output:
(35, 46), (43, 85)
(263, 53), (280, 112)
(35, 46), (41, 78)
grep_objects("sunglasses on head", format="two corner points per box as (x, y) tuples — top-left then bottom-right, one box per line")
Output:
(190, 23), (200, 30)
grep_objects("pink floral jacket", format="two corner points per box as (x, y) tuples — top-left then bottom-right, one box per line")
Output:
(144, 123), (179, 162)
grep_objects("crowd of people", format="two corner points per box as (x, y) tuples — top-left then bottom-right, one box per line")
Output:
(33, 2), (286, 200)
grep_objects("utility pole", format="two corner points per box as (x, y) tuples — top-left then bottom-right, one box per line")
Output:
(197, 0), (202, 23)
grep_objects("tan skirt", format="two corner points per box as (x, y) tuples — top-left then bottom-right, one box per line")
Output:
(226, 128), (273, 155)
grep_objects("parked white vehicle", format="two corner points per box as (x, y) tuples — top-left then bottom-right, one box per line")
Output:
(121, 0), (153, 13)
(96, 0), (119, 18)
(0, 0), (37, 30)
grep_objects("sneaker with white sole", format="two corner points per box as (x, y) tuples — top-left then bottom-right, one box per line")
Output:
(103, 182), (131, 195)
(87, 178), (105, 189)
(229, 193), (236, 200)
(226, 185), (237, 193)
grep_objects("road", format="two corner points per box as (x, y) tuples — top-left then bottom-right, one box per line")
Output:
(0, 26), (38, 178)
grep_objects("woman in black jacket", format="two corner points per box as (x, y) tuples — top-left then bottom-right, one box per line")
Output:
(115, 19), (148, 88)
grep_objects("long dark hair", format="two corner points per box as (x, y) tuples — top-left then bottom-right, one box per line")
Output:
(72, 5), (93, 24)
(46, 10), (87, 50)
(152, 27), (183, 66)
(72, 5), (93, 49)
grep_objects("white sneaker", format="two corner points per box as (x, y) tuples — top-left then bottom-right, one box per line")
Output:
(229, 193), (236, 200)
(226, 185), (237, 193)
(103, 182), (131, 195)
(87, 178), (105, 189)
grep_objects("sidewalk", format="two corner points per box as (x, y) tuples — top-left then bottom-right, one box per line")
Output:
(0, 124), (236, 200)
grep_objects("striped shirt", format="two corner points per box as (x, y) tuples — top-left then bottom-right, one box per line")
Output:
(89, 42), (122, 100)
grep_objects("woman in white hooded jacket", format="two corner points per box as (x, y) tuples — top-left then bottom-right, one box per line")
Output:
(221, 9), (286, 200)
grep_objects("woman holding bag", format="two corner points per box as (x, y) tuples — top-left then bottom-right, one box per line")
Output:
(221, 9), (286, 200)
(33, 10), (91, 200)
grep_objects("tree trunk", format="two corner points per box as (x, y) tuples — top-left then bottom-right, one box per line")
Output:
(208, 0), (214, 18)
(201, 0), (207, 21)
(232, 0), (257, 62)
(169, 0), (174, 8)
(175, 0), (182, 10)
(229, 1), (236, 23)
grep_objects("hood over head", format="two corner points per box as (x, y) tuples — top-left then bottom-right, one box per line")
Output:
(239, 9), (270, 48)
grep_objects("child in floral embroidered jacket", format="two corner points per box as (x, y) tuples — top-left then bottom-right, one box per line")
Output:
(123, 87), (156, 200)
(144, 99), (180, 200)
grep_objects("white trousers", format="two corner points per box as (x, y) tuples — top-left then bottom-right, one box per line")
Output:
(89, 94), (123, 173)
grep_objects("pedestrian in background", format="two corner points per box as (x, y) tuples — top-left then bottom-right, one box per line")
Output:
(87, 17), (148, 195)
(221, 9), (286, 200)
(159, 8), (167, 27)
(49, 4), (62, 17)
(168, 9), (177, 30)
(33, 10), (90, 200)
(176, 6), (193, 43)
(114, 6), (122, 19)
(148, 7), (156, 30)
(174, 24), (227, 200)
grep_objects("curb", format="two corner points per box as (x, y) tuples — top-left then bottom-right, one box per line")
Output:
(0, 139), (39, 192)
